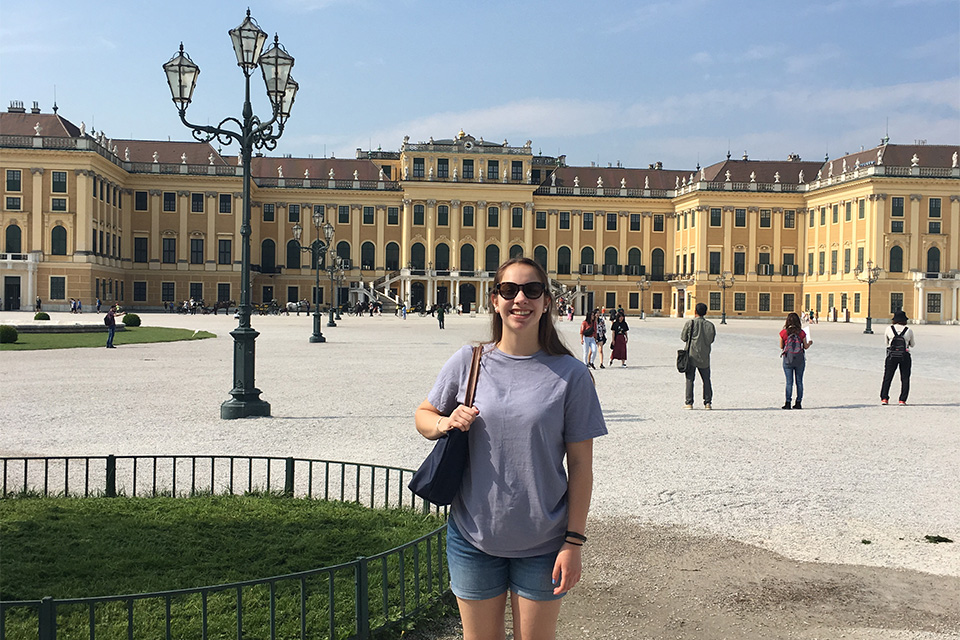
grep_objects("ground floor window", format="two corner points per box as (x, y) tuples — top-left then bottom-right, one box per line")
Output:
(605, 292), (616, 309)
(629, 292), (638, 309)
(734, 292), (746, 312)
(218, 283), (231, 302)
(758, 293), (771, 312)
(854, 292), (861, 313)
(190, 283), (203, 301)
(50, 276), (65, 300)
(804, 293), (811, 312)
(815, 294), (822, 313)
(890, 292), (903, 314)
(133, 282), (147, 302)
(783, 293), (794, 313)
(709, 291), (721, 311)
(162, 282), (175, 302)
(927, 293), (942, 314)
(652, 293), (663, 310)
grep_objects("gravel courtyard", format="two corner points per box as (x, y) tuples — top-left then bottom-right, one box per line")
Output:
(2, 309), (958, 638)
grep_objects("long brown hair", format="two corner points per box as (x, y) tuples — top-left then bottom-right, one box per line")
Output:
(784, 312), (802, 336)
(488, 257), (574, 357)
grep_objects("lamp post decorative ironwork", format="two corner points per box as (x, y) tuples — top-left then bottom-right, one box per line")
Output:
(292, 213), (334, 343)
(636, 276), (651, 319)
(163, 10), (297, 419)
(855, 259), (882, 334)
(715, 272), (735, 324)
(327, 255), (341, 326)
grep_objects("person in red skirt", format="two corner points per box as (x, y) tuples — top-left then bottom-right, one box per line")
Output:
(609, 310), (629, 367)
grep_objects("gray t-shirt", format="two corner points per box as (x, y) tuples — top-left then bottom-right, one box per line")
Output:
(428, 344), (607, 557)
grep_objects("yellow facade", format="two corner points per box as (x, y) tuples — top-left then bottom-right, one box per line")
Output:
(2, 106), (958, 323)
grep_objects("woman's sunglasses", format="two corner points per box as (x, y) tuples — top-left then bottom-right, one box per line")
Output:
(495, 281), (545, 300)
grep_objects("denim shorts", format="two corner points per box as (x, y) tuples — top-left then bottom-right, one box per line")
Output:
(446, 517), (564, 602)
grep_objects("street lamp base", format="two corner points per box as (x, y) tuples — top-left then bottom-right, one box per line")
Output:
(309, 334), (326, 343)
(220, 396), (271, 420)
(864, 317), (874, 334)
(327, 308), (337, 327)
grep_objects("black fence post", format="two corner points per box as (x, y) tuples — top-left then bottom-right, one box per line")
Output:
(284, 457), (294, 497)
(39, 596), (56, 640)
(355, 557), (370, 639)
(105, 455), (117, 498)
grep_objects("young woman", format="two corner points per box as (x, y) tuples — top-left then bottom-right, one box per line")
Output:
(779, 312), (813, 409)
(580, 310), (598, 369)
(415, 258), (607, 640)
(880, 310), (915, 405)
(594, 310), (607, 369)
(609, 310), (629, 367)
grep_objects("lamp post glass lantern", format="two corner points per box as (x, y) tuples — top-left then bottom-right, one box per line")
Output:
(163, 10), (297, 419)
(715, 273), (735, 324)
(292, 217), (334, 343)
(855, 260), (883, 334)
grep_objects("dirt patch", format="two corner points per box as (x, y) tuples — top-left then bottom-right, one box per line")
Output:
(405, 518), (960, 639)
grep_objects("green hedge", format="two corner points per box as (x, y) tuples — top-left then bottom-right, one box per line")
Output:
(34, 312), (51, 321)
(0, 325), (18, 344)
(122, 313), (141, 327)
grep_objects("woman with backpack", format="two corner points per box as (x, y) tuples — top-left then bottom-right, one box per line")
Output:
(780, 312), (812, 409)
(880, 310), (915, 405)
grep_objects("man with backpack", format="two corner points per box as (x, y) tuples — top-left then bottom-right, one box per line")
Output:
(880, 310), (915, 405)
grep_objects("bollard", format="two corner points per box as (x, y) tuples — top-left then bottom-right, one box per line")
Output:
(105, 455), (117, 498)
(284, 457), (294, 497)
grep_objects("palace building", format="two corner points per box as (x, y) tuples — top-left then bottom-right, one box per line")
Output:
(2, 101), (958, 323)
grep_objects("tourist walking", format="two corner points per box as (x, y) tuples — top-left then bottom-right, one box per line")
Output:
(414, 257), (606, 640)
(96, 298), (102, 313)
(680, 303), (716, 409)
(580, 310), (598, 369)
(105, 304), (119, 348)
(35, 296), (41, 312)
(594, 310), (607, 369)
(779, 312), (813, 409)
(609, 310), (629, 367)
(880, 310), (915, 405)
(437, 304), (446, 329)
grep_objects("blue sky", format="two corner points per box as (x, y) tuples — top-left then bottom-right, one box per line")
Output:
(1, 0), (957, 169)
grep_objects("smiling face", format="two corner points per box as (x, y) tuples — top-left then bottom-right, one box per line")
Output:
(492, 262), (550, 339)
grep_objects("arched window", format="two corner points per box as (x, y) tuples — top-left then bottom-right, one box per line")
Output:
(286, 240), (301, 269)
(385, 242), (400, 271)
(509, 244), (524, 259)
(580, 246), (594, 273)
(889, 245), (903, 273)
(534, 245), (548, 271)
(485, 244), (500, 272)
(435, 243), (450, 270)
(927, 246), (941, 275)
(460, 244), (475, 271)
(557, 246), (571, 275)
(336, 241), (351, 263)
(411, 242), (425, 269)
(651, 248), (665, 281)
(5, 224), (21, 253)
(361, 241), (375, 270)
(628, 248), (642, 272)
(260, 239), (276, 271)
(604, 247), (619, 275)
(51, 225), (67, 256)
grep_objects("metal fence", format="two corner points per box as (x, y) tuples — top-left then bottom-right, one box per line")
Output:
(0, 455), (449, 640)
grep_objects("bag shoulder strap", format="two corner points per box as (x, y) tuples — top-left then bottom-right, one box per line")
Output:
(464, 346), (483, 407)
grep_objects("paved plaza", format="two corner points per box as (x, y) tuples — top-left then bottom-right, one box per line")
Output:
(2, 308), (957, 582)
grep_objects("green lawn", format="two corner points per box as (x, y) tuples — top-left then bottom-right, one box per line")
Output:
(1, 495), (447, 638)
(0, 326), (216, 350)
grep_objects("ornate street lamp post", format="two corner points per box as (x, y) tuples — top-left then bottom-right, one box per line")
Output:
(715, 272), (735, 325)
(163, 10), (298, 419)
(292, 214), (334, 343)
(636, 276), (651, 319)
(855, 259), (883, 334)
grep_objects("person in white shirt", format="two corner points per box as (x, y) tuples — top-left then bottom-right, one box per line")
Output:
(880, 310), (915, 405)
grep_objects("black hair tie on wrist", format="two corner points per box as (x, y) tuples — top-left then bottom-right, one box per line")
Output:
(565, 531), (587, 543)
